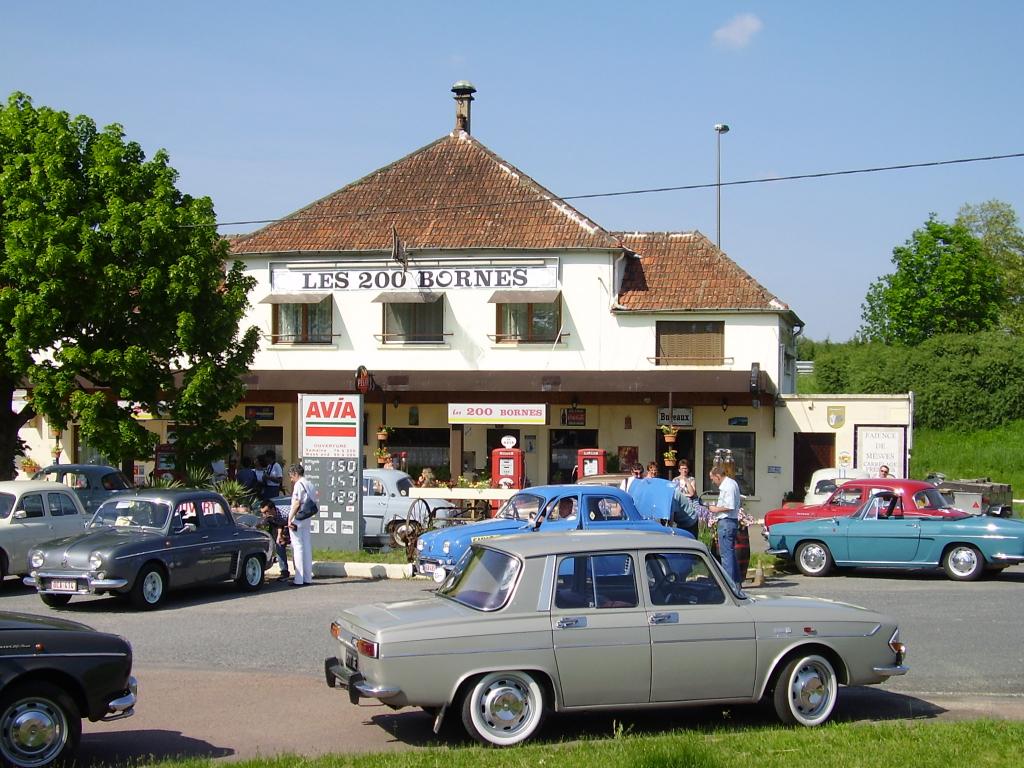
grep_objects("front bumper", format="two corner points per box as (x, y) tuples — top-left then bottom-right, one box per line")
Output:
(24, 570), (129, 594)
(764, 548), (791, 557)
(324, 656), (402, 705)
(101, 676), (138, 722)
(992, 553), (1024, 563)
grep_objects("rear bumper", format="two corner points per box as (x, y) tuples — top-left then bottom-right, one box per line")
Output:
(324, 656), (402, 705)
(765, 548), (790, 557)
(872, 664), (909, 677)
(100, 676), (138, 721)
(991, 554), (1024, 563)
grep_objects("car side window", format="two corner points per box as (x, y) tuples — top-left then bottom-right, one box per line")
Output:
(555, 553), (637, 609)
(101, 472), (129, 491)
(646, 553), (725, 606)
(18, 493), (45, 518)
(833, 488), (862, 505)
(47, 492), (79, 516)
(199, 499), (229, 528)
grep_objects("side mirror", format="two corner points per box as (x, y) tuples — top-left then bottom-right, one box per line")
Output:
(12, 510), (26, 520)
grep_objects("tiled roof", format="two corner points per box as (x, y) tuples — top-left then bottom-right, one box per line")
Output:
(615, 231), (791, 313)
(229, 132), (622, 254)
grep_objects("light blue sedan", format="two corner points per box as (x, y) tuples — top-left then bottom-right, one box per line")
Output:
(767, 490), (1024, 581)
(415, 483), (683, 579)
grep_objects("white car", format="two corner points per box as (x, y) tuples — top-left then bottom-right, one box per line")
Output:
(804, 467), (871, 504)
(0, 480), (89, 581)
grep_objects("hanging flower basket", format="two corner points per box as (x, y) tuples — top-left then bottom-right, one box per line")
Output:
(376, 431), (389, 441)
(663, 449), (678, 468)
(663, 432), (677, 444)
(663, 458), (677, 467)
(660, 425), (679, 443)
(375, 448), (391, 465)
(376, 425), (392, 441)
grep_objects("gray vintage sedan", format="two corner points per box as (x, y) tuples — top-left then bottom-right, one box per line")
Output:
(24, 488), (274, 610)
(325, 530), (908, 746)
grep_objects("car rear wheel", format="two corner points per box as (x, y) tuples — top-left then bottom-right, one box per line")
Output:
(461, 670), (547, 746)
(0, 681), (81, 768)
(130, 563), (167, 609)
(942, 544), (984, 581)
(236, 553), (265, 591)
(795, 541), (834, 577)
(772, 653), (838, 726)
(39, 593), (73, 609)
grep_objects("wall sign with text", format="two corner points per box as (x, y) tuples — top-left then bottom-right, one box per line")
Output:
(272, 264), (557, 293)
(854, 424), (907, 477)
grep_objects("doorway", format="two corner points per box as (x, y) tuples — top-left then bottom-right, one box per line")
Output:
(549, 429), (599, 483)
(792, 433), (835, 500)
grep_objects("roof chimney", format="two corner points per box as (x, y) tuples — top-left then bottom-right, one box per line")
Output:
(451, 80), (476, 134)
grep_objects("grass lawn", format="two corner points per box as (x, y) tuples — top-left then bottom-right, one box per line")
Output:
(144, 720), (1023, 768)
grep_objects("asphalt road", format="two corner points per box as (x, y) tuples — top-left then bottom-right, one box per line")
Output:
(3, 565), (1024, 764)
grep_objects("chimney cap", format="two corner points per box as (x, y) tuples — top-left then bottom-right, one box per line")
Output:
(451, 80), (477, 96)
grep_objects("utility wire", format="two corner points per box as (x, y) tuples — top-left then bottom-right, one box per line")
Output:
(214, 151), (1024, 230)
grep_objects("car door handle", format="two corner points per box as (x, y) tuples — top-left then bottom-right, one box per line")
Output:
(556, 617), (586, 629)
(649, 612), (678, 625)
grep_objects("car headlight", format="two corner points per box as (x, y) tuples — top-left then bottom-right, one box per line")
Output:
(30, 551), (44, 569)
(416, 538), (425, 552)
(442, 540), (451, 554)
(89, 552), (103, 570)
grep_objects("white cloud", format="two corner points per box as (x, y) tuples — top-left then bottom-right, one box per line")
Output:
(713, 13), (763, 49)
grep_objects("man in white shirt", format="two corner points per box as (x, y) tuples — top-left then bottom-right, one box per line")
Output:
(707, 467), (742, 584)
(619, 463), (644, 492)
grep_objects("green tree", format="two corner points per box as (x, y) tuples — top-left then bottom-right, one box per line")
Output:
(859, 215), (1003, 345)
(956, 200), (1024, 334)
(0, 93), (259, 478)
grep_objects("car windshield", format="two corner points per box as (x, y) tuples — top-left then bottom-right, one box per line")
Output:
(436, 546), (522, 611)
(495, 493), (543, 522)
(91, 498), (170, 529)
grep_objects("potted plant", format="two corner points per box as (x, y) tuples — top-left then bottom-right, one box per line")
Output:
(19, 456), (41, 476)
(375, 447), (392, 465)
(663, 448), (678, 467)
(376, 425), (392, 441)
(660, 424), (678, 443)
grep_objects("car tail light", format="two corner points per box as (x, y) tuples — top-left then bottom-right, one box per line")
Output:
(889, 629), (906, 657)
(355, 638), (379, 658)
(330, 622), (341, 640)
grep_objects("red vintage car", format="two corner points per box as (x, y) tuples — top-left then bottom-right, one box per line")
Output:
(763, 478), (964, 535)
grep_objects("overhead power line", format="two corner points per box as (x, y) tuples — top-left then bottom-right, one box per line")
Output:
(214, 151), (1024, 230)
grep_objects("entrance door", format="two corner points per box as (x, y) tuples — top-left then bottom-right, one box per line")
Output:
(793, 433), (835, 499)
(656, 430), (695, 480)
(549, 429), (598, 484)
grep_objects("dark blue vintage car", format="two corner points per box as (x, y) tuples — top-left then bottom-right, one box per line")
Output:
(415, 483), (682, 579)
(0, 610), (136, 767)
(767, 490), (1024, 581)
(25, 488), (274, 609)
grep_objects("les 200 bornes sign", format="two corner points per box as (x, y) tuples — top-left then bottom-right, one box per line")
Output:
(271, 264), (557, 292)
(298, 393), (363, 550)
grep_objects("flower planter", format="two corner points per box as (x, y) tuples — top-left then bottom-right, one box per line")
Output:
(663, 458), (677, 467)
(376, 431), (389, 441)
(663, 433), (677, 444)
(377, 457), (388, 466)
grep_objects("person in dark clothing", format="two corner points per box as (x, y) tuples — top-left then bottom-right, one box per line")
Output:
(259, 498), (291, 581)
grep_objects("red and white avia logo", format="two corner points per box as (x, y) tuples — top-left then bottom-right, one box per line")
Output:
(304, 400), (357, 419)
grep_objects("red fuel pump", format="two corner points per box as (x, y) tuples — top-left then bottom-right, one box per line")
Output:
(490, 447), (526, 515)
(577, 448), (606, 479)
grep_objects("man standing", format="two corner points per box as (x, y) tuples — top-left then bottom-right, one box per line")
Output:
(263, 451), (284, 500)
(619, 463), (644, 492)
(707, 467), (742, 584)
(287, 464), (316, 586)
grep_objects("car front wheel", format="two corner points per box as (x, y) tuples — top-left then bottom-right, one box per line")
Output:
(236, 554), (265, 591)
(772, 653), (838, 726)
(795, 541), (834, 577)
(461, 670), (547, 746)
(0, 681), (81, 768)
(130, 564), (167, 609)
(942, 544), (984, 581)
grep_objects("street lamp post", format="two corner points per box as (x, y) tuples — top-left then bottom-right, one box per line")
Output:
(714, 123), (730, 249)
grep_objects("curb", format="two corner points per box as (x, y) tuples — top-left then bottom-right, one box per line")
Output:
(311, 561), (414, 579)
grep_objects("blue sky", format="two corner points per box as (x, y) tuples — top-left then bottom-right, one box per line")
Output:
(3, 1), (1021, 341)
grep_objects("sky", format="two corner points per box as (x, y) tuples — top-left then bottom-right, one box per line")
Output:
(3, 1), (1022, 341)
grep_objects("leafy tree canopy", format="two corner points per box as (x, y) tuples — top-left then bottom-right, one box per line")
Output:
(859, 215), (1004, 346)
(0, 92), (259, 478)
(956, 200), (1024, 334)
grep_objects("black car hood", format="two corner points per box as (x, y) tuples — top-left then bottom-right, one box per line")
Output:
(0, 610), (94, 633)
(45, 526), (164, 554)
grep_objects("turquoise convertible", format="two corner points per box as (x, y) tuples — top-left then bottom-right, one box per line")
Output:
(767, 491), (1024, 581)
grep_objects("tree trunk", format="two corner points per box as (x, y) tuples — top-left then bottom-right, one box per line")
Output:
(0, 379), (34, 480)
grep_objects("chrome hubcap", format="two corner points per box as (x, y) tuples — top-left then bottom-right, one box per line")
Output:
(950, 547), (978, 576)
(1, 700), (65, 766)
(246, 557), (262, 585)
(790, 661), (831, 719)
(801, 545), (825, 572)
(479, 678), (529, 733)
(143, 572), (163, 603)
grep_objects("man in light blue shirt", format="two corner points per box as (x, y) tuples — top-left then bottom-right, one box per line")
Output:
(707, 467), (742, 584)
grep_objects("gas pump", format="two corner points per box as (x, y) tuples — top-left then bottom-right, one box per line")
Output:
(577, 448), (606, 479)
(153, 443), (182, 482)
(491, 443), (526, 515)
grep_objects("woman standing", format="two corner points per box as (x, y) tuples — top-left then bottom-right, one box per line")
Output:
(287, 464), (316, 586)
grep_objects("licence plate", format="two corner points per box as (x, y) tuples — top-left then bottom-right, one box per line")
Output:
(50, 579), (79, 592)
(420, 562), (436, 574)
(345, 650), (358, 671)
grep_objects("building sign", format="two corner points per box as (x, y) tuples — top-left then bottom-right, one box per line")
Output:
(245, 405), (275, 421)
(854, 425), (907, 477)
(560, 408), (586, 426)
(657, 407), (693, 427)
(448, 403), (548, 425)
(272, 264), (557, 292)
(727, 416), (748, 426)
(298, 393), (363, 550)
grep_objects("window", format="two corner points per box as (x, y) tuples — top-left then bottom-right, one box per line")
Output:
(272, 298), (332, 344)
(496, 299), (561, 343)
(18, 493), (45, 518)
(47, 493), (81, 516)
(645, 553), (725, 606)
(555, 553), (638, 609)
(702, 432), (756, 495)
(656, 321), (724, 365)
(383, 300), (443, 344)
